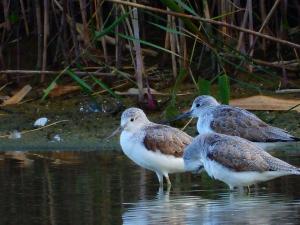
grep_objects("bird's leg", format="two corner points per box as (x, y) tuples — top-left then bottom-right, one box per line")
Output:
(156, 172), (164, 188)
(229, 185), (235, 191)
(247, 185), (251, 193)
(166, 184), (171, 194)
(164, 174), (172, 187)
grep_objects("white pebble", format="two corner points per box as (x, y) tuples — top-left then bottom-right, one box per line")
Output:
(8, 130), (22, 139)
(53, 134), (62, 142)
(34, 117), (48, 127)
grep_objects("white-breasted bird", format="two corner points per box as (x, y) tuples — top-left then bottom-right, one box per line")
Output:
(173, 95), (299, 143)
(118, 107), (192, 187)
(183, 132), (300, 190)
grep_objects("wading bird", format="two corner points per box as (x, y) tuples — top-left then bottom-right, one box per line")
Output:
(116, 107), (193, 187)
(183, 132), (300, 190)
(173, 95), (299, 143)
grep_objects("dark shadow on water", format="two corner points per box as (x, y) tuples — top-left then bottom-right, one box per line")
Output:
(0, 150), (299, 225)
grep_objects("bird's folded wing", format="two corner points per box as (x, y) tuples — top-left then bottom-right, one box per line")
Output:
(207, 137), (270, 172)
(143, 125), (193, 157)
(210, 107), (271, 141)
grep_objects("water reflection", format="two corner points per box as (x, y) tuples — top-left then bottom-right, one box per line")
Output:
(123, 190), (300, 224)
(0, 151), (299, 225)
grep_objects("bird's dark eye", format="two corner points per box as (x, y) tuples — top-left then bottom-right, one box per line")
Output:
(130, 118), (134, 122)
(196, 104), (200, 107)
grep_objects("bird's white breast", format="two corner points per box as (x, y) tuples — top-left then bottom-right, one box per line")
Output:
(196, 110), (214, 134)
(120, 131), (185, 174)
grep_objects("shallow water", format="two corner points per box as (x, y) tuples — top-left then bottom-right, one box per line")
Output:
(0, 150), (300, 225)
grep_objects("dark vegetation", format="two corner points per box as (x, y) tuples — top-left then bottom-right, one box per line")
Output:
(0, 0), (300, 116)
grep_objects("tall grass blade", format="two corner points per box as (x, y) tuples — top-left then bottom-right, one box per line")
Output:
(217, 74), (230, 104)
(91, 76), (120, 99)
(66, 69), (93, 93)
(94, 11), (130, 40)
(197, 78), (211, 95)
(148, 21), (188, 36)
(42, 73), (64, 101)
(173, 0), (198, 16)
(116, 32), (180, 57)
(165, 68), (187, 119)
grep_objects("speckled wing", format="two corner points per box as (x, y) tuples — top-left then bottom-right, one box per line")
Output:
(210, 106), (292, 142)
(205, 134), (298, 172)
(143, 124), (193, 158)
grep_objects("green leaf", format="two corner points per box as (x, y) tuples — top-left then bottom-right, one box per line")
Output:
(197, 78), (211, 95)
(91, 76), (120, 99)
(66, 69), (93, 93)
(173, 68), (188, 94)
(173, 0), (198, 16)
(148, 21), (188, 37)
(165, 68), (187, 120)
(8, 12), (19, 23)
(159, 0), (210, 45)
(42, 73), (64, 101)
(94, 11), (130, 40)
(165, 104), (179, 120)
(116, 32), (180, 57)
(217, 74), (230, 104)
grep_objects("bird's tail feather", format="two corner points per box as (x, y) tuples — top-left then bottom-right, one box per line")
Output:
(266, 127), (300, 142)
(290, 167), (300, 175)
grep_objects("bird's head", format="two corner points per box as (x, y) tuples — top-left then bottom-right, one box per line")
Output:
(120, 107), (150, 132)
(172, 95), (219, 121)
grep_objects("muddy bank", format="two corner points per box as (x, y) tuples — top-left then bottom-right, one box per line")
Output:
(0, 94), (300, 151)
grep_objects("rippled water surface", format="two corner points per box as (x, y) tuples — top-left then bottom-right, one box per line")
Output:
(0, 150), (300, 225)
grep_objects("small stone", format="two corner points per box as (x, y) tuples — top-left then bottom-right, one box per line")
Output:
(34, 117), (48, 127)
(52, 134), (62, 142)
(8, 130), (22, 139)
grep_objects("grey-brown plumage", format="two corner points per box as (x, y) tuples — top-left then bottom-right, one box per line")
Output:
(209, 105), (297, 142)
(175, 95), (299, 142)
(143, 124), (193, 158)
(204, 133), (298, 172)
(183, 133), (300, 189)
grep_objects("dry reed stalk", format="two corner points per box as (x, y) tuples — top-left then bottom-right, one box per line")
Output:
(259, 1), (267, 54)
(0, 70), (116, 77)
(79, 0), (91, 47)
(2, 0), (10, 31)
(16, 23), (21, 83)
(0, 45), (5, 69)
(236, 0), (249, 53)
(131, 7), (144, 102)
(104, 35), (158, 57)
(248, 0), (253, 72)
(68, 1), (81, 62)
(107, 0), (300, 49)
(0, 120), (69, 139)
(168, 10), (177, 78)
(179, 19), (187, 69)
(120, 5), (136, 68)
(95, 0), (108, 63)
(20, 0), (30, 36)
(248, 0), (281, 54)
(220, 0), (228, 41)
(58, 3), (69, 64)
(281, 0), (288, 39)
(35, 0), (42, 70)
(115, 5), (122, 69)
(51, 0), (61, 64)
(41, 0), (49, 83)
(160, 28), (170, 67)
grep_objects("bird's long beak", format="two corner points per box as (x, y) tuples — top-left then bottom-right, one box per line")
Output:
(105, 126), (123, 140)
(169, 110), (193, 122)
